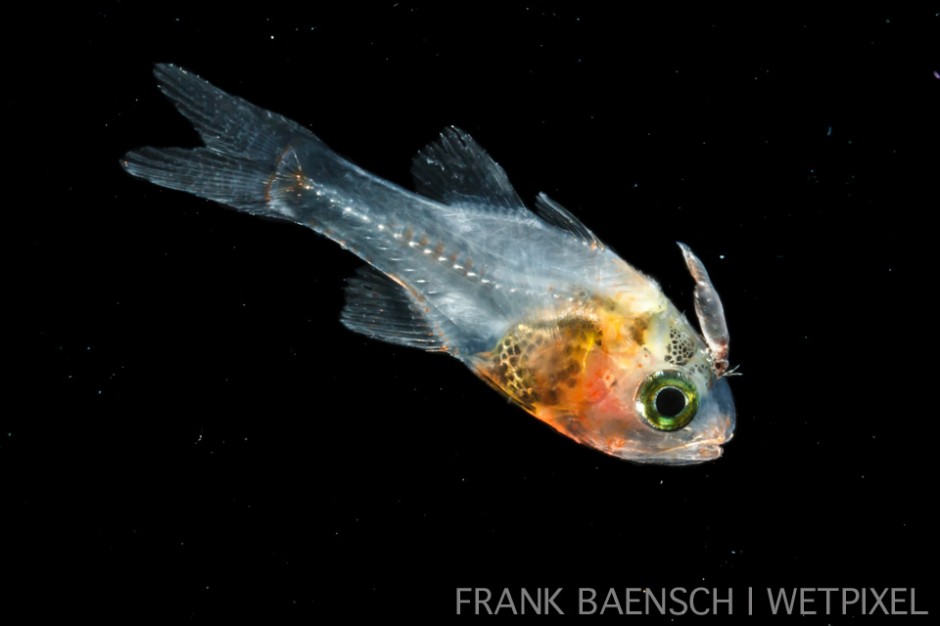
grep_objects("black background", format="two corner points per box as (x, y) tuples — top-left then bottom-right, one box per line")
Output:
(8, 3), (938, 622)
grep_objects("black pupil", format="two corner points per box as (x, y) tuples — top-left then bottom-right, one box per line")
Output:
(655, 387), (687, 418)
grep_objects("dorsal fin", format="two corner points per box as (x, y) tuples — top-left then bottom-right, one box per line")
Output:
(340, 266), (445, 351)
(411, 126), (527, 211)
(533, 192), (604, 249)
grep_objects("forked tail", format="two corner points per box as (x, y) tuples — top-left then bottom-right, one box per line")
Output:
(121, 64), (327, 220)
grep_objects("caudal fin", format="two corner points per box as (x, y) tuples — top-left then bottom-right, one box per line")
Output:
(121, 64), (321, 218)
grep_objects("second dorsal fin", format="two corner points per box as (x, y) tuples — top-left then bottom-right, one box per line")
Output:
(411, 126), (527, 211)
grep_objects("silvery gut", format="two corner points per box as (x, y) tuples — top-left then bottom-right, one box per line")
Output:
(122, 65), (736, 465)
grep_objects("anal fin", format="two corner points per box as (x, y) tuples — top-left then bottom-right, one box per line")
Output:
(340, 266), (444, 351)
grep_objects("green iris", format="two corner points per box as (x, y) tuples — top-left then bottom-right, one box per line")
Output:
(637, 370), (699, 431)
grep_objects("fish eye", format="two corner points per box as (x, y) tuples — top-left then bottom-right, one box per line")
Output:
(636, 370), (699, 431)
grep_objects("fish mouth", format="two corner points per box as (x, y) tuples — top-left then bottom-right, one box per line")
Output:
(617, 430), (734, 465)
(610, 435), (731, 465)
(662, 436), (730, 462)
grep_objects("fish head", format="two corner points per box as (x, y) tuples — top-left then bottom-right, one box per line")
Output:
(520, 321), (736, 465)
(540, 246), (734, 464)
(604, 371), (736, 465)
(476, 245), (735, 465)
(588, 244), (735, 464)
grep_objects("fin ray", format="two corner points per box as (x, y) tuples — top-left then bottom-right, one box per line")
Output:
(340, 266), (445, 351)
(411, 126), (527, 212)
(152, 63), (318, 157)
(534, 192), (603, 249)
(121, 64), (323, 220)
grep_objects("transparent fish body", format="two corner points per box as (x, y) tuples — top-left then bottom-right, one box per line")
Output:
(123, 65), (735, 465)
